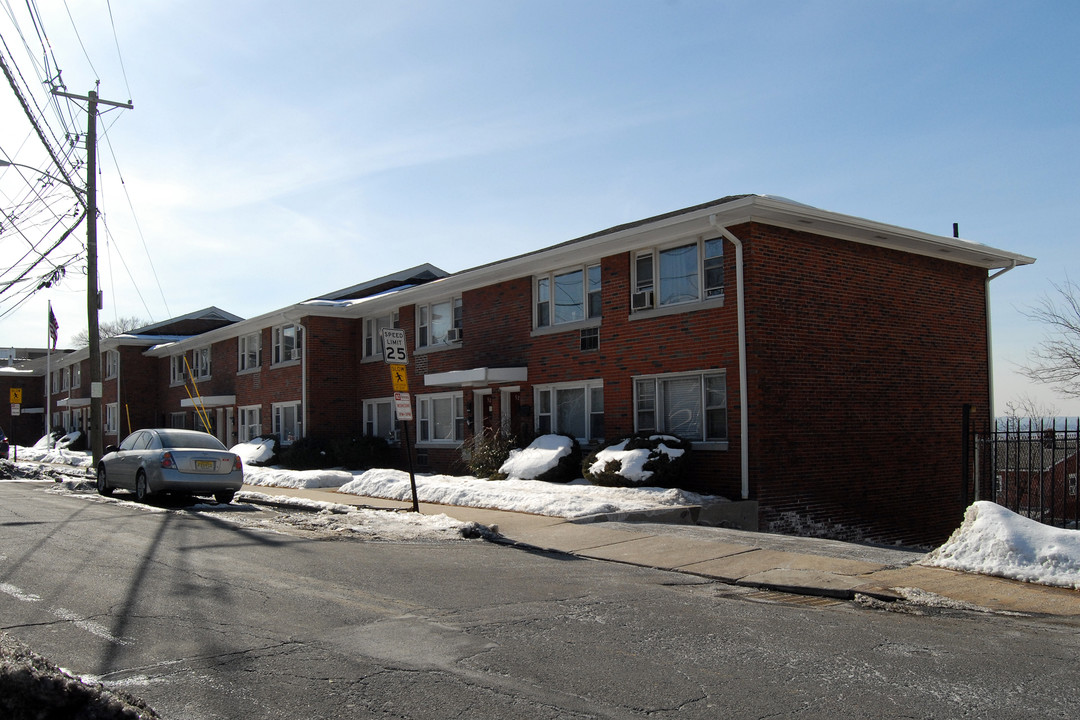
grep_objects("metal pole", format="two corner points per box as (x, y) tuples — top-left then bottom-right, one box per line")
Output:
(401, 420), (420, 513)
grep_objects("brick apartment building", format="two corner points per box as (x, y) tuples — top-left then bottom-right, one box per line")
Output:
(38, 195), (1034, 545)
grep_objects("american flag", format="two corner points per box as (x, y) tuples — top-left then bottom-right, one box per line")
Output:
(48, 303), (59, 349)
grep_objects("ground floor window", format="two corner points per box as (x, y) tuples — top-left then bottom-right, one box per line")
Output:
(105, 403), (119, 435)
(417, 393), (464, 445)
(273, 402), (302, 444)
(634, 370), (727, 442)
(169, 412), (186, 429)
(535, 380), (604, 444)
(364, 398), (396, 441)
(239, 406), (262, 442)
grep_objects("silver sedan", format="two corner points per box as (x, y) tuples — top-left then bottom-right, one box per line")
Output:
(96, 429), (243, 504)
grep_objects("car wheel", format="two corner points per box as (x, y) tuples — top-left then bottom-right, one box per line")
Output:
(96, 466), (113, 496)
(214, 490), (235, 504)
(135, 471), (150, 503)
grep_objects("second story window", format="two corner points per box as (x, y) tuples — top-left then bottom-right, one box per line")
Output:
(193, 347), (211, 380)
(632, 237), (724, 311)
(104, 350), (119, 379)
(273, 324), (301, 364)
(536, 264), (601, 328)
(72, 363), (81, 388)
(363, 312), (399, 359)
(238, 332), (262, 371)
(417, 299), (462, 348)
(170, 354), (186, 385)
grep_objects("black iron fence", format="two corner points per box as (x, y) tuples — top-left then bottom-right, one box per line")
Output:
(972, 418), (1080, 529)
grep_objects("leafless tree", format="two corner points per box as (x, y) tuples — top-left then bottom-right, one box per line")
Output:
(68, 316), (146, 347)
(1020, 277), (1080, 398)
(999, 394), (1059, 431)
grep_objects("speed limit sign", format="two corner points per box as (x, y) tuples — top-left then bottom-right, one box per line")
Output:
(380, 328), (408, 364)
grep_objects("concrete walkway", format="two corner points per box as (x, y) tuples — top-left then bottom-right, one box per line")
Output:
(243, 484), (1080, 619)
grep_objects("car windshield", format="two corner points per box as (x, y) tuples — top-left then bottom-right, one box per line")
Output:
(156, 431), (227, 451)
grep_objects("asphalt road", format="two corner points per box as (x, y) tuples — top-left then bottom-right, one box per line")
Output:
(2, 481), (1079, 719)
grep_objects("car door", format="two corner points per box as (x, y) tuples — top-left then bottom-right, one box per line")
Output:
(111, 431), (144, 489)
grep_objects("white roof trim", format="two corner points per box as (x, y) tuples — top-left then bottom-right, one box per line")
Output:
(56, 397), (91, 407)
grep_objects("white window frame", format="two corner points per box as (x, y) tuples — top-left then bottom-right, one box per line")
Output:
(238, 332), (262, 372)
(61, 366), (70, 391)
(363, 313), (399, 360)
(238, 405), (262, 442)
(193, 346), (212, 380)
(416, 392), (465, 446)
(272, 324), (301, 365)
(104, 402), (119, 435)
(632, 236), (724, 313)
(363, 397), (397, 441)
(633, 369), (728, 446)
(535, 264), (602, 329)
(417, 298), (462, 349)
(170, 412), (187, 429)
(170, 354), (186, 385)
(104, 349), (119, 379)
(272, 401), (302, 445)
(71, 363), (80, 388)
(534, 380), (604, 444)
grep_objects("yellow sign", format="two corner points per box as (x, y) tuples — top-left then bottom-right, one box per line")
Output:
(9, 388), (22, 404)
(390, 364), (409, 392)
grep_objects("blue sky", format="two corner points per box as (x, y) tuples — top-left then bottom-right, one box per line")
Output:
(1, 1), (1078, 413)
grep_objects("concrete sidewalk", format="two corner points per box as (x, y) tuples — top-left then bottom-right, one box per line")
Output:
(243, 484), (1080, 619)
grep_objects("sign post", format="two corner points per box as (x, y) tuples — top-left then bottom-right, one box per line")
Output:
(9, 388), (21, 460)
(381, 329), (420, 512)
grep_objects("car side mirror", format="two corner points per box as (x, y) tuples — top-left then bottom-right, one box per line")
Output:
(104, 445), (119, 455)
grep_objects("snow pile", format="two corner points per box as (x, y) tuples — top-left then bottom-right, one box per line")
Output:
(588, 437), (685, 484)
(14, 444), (92, 468)
(498, 434), (571, 479)
(236, 492), (491, 541)
(339, 468), (716, 518)
(243, 466), (353, 489)
(231, 438), (275, 465)
(921, 501), (1080, 590)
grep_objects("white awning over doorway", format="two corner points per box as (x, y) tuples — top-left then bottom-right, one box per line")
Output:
(424, 367), (527, 388)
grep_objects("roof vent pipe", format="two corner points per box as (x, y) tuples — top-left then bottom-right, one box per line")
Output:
(709, 215), (749, 500)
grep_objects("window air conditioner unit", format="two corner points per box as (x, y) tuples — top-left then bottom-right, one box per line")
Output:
(446, 327), (462, 342)
(631, 290), (654, 311)
(290, 348), (301, 361)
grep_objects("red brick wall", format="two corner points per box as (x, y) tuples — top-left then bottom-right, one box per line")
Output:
(736, 222), (989, 545)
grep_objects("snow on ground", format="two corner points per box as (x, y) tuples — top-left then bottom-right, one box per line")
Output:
(920, 501), (1080, 590)
(334, 468), (716, 518)
(11, 438), (1080, 589)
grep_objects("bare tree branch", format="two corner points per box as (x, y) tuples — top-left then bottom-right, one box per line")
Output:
(1020, 277), (1080, 398)
(68, 316), (147, 347)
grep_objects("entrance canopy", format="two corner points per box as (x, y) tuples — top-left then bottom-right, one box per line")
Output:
(424, 367), (527, 388)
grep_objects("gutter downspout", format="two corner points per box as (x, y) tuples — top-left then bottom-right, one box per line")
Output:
(986, 261), (1018, 427)
(710, 215), (749, 500)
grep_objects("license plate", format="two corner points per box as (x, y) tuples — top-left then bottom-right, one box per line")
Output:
(195, 460), (215, 471)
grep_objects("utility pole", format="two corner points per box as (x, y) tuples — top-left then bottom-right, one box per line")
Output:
(53, 86), (133, 466)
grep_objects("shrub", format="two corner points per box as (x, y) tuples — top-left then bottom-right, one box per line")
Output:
(583, 433), (692, 489)
(279, 436), (333, 470)
(531, 434), (582, 484)
(463, 428), (518, 479)
(332, 435), (391, 471)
